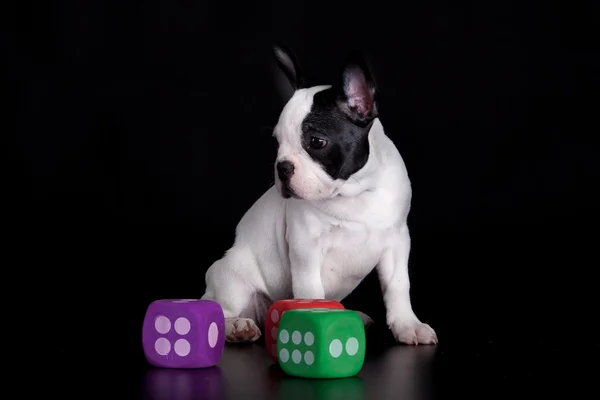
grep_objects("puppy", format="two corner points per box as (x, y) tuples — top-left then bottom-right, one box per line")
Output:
(201, 46), (437, 345)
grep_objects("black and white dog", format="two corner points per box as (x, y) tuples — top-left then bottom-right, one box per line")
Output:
(201, 46), (437, 345)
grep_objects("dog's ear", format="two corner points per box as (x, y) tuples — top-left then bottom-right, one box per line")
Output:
(271, 44), (305, 103)
(336, 51), (378, 125)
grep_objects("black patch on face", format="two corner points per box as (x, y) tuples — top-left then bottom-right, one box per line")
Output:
(301, 88), (373, 180)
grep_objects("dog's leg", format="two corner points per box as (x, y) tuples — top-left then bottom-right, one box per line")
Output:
(377, 226), (437, 345)
(288, 232), (326, 299)
(201, 254), (263, 344)
(239, 291), (272, 334)
(288, 229), (373, 329)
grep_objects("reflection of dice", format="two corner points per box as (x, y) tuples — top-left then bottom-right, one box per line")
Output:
(277, 376), (365, 400)
(277, 309), (366, 379)
(142, 299), (225, 368)
(143, 366), (226, 400)
(266, 299), (345, 363)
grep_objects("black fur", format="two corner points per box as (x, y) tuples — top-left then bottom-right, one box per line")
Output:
(301, 88), (372, 180)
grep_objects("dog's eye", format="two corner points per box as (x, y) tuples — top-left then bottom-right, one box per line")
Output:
(309, 137), (327, 149)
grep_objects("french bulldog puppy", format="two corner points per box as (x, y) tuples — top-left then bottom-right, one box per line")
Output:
(201, 46), (437, 345)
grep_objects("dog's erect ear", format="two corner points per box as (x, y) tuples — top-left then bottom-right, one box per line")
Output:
(271, 44), (305, 103)
(336, 51), (378, 125)
(272, 44), (305, 89)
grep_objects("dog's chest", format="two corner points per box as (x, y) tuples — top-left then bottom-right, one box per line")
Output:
(319, 221), (390, 298)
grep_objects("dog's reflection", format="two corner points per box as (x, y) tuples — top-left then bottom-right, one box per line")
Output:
(277, 375), (365, 400)
(143, 367), (226, 400)
(362, 345), (438, 400)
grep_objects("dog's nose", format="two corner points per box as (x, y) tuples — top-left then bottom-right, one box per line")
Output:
(276, 161), (295, 181)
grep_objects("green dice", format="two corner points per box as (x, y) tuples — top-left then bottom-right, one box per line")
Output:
(276, 308), (366, 379)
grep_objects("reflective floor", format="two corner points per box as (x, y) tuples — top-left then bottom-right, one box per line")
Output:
(133, 336), (596, 399)
(48, 327), (596, 399)
(141, 344), (438, 400)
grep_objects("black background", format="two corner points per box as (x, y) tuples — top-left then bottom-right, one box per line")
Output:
(8, 0), (599, 373)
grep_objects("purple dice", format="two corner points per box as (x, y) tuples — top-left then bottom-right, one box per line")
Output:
(142, 299), (225, 368)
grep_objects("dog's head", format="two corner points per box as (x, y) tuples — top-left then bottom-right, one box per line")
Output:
(271, 45), (379, 201)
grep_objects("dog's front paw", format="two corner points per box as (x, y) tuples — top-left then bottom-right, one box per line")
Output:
(390, 320), (437, 345)
(225, 318), (262, 343)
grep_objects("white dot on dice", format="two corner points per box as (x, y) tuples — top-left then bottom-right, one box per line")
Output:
(304, 331), (314, 346)
(279, 329), (289, 344)
(292, 350), (302, 364)
(271, 310), (279, 323)
(329, 339), (342, 358)
(280, 348), (290, 362)
(174, 338), (191, 356)
(154, 315), (171, 334)
(208, 322), (219, 348)
(154, 337), (171, 355)
(304, 350), (314, 365)
(346, 337), (359, 356)
(174, 317), (191, 335)
(292, 330), (302, 344)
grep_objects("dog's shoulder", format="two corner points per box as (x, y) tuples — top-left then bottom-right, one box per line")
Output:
(235, 186), (285, 238)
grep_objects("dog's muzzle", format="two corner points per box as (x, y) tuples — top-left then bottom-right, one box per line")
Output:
(276, 160), (295, 182)
(276, 160), (299, 199)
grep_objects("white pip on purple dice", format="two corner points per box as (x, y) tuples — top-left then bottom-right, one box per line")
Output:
(142, 299), (225, 368)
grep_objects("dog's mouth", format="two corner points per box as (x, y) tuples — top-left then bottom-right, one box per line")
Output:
(281, 184), (300, 199)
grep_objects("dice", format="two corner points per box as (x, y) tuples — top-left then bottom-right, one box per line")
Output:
(276, 308), (366, 379)
(142, 299), (225, 368)
(266, 299), (345, 362)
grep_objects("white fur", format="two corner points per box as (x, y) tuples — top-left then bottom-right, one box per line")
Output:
(201, 87), (437, 345)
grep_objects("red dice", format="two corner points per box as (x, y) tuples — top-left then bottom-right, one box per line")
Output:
(265, 299), (345, 362)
